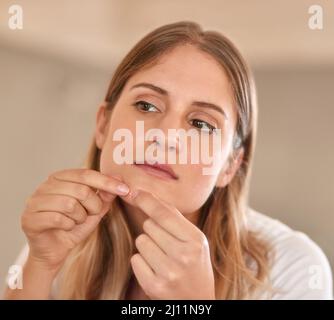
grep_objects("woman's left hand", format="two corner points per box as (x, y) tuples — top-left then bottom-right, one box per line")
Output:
(124, 189), (216, 300)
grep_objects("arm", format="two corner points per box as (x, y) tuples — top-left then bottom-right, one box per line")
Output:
(3, 254), (59, 300)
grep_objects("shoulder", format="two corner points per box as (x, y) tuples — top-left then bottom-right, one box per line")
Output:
(246, 207), (333, 299)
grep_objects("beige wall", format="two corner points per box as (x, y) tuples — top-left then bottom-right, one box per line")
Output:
(251, 67), (334, 270)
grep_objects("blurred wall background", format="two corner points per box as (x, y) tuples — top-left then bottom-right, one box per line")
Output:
(0, 0), (333, 287)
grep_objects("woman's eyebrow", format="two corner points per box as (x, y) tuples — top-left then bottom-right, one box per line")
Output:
(131, 82), (168, 96)
(130, 82), (228, 120)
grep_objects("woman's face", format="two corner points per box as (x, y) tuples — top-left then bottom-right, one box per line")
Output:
(96, 44), (241, 216)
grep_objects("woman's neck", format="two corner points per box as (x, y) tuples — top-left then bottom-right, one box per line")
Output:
(120, 199), (201, 238)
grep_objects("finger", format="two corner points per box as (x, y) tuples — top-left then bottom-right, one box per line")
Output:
(67, 206), (110, 243)
(27, 194), (88, 224)
(142, 218), (181, 258)
(22, 211), (75, 234)
(135, 233), (174, 276)
(98, 190), (116, 203)
(37, 179), (109, 215)
(126, 190), (197, 241)
(130, 253), (156, 295)
(51, 169), (130, 196)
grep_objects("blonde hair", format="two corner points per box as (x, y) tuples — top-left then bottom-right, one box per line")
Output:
(58, 21), (274, 299)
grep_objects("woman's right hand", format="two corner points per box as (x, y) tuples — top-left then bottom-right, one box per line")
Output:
(21, 168), (130, 273)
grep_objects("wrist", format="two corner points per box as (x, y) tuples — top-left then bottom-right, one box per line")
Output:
(4, 255), (60, 299)
(26, 254), (62, 277)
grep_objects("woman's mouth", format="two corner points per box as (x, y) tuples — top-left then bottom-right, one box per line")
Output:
(133, 161), (179, 181)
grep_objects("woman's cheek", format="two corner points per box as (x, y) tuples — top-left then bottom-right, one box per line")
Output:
(99, 137), (123, 175)
(176, 165), (217, 213)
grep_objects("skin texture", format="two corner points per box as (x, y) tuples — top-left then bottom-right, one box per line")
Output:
(95, 44), (244, 299)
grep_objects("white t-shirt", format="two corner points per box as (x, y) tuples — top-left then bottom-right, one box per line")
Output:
(9, 207), (333, 299)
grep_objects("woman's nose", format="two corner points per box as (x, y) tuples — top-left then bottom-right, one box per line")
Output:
(150, 117), (183, 159)
(152, 133), (180, 154)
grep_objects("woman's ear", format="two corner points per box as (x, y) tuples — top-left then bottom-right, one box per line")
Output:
(95, 103), (110, 150)
(216, 147), (244, 188)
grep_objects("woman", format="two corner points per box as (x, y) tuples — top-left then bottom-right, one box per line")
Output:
(3, 21), (333, 300)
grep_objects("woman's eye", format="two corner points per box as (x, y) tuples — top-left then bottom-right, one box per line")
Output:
(133, 101), (160, 113)
(191, 119), (217, 134)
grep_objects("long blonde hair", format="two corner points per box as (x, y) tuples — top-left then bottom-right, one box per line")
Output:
(58, 21), (274, 299)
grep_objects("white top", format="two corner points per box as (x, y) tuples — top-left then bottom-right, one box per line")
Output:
(9, 207), (333, 299)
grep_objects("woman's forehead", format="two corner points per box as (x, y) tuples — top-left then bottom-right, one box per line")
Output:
(124, 46), (235, 120)
(131, 48), (231, 91)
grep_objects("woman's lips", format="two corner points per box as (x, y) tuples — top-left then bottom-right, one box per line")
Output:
(133, 162), (179, 181)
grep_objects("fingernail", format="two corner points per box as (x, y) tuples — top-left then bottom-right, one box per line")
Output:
(116, 184), (130, 195)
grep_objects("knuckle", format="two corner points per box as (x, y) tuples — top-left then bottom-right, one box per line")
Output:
(63, 197), (76, 213)
(46, 173), (55, 182)
(95, 201), (104, 214)
(165, 270), (178, 283)
(52, 169), (64, 176)
(92, 203), (103, 215)
(177, 246), (196, 266)
(48, 169), (65, 181)
(53, 213), (63, 226)
(34, 178), (50, 194)
(195, 231), (209, 249)
(198, 230), (207, 242)
(77, 185), (91, 201)
(78, 169), (91, 184)
(24, 195), (33, 209)
(75, 212), (87, 224)
(135, 234), (148, 247)
(190, 242), (204, 256)
(179, 253), (192, 266)
(34, 185), (44, 196)
(146, 280), (164, 297)
(142, 218), (152, 231)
